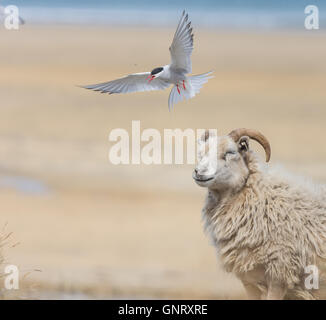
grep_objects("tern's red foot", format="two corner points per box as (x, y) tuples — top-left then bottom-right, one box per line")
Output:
(177, 84), (180, 95)
(183, 80), (186, 90)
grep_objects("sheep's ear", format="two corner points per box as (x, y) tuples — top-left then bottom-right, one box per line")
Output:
(238, 136), (249, 155)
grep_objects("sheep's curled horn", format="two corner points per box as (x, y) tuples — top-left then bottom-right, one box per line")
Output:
(228, 128), (271, 162)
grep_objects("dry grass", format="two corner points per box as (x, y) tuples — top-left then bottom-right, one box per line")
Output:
(0, 227), (12, 299)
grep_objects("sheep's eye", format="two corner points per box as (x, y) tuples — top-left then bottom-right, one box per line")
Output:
(223, 150), (236, 159)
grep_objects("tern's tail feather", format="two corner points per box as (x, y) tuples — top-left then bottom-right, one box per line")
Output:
(168, 71), (213, 111)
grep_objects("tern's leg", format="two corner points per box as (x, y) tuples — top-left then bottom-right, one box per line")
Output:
(183, 80), (186, 90)
(177, 84), (180, 94)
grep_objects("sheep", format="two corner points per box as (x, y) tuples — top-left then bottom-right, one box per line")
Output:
(193, 128), (326, 300)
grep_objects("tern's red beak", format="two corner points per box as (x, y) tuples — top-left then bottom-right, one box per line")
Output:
(147, 75), (155, 83)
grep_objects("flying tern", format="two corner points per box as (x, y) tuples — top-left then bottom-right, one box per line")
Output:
(82, 10), (213, 110)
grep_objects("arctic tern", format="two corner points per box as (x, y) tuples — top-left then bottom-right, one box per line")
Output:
(82, 10), (213, 110)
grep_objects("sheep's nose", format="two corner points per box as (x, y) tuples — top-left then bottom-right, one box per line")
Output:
(194, 168), (198, 175)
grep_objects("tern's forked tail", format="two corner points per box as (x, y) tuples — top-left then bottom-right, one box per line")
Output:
(168, 71), (213, 111)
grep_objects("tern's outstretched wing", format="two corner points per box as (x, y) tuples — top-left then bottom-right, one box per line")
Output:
(169, 10), (194, 74)
(82, 72), (170, 94)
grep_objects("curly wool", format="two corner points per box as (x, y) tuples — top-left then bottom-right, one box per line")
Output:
(202, 152), (326, 299)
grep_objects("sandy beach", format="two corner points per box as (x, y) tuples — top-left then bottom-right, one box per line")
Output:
(0, 25), (325, 299)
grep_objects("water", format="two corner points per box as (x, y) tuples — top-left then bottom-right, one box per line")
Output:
(2, 0), (325, 29)
(0, 175), (50, 195)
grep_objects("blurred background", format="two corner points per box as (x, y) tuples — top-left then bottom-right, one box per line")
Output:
(0, 0), (325, 299)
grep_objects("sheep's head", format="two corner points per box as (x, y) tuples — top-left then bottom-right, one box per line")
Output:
(193, 128), (271, 192)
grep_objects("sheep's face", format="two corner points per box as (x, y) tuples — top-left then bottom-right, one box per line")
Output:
(193, 131), (249, 192)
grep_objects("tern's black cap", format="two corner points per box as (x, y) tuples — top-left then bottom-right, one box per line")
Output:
(151, 67), (163, 75)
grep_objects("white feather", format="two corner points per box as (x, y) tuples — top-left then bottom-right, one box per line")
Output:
(82, 72), (170, 94)
(168, 71), (213, 110)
